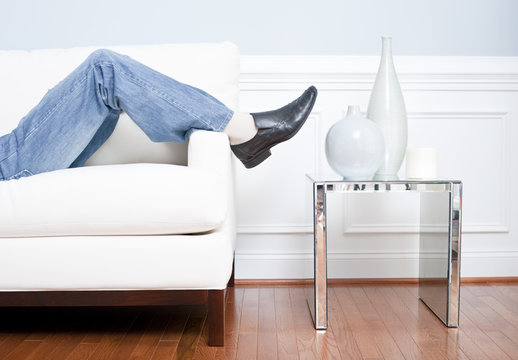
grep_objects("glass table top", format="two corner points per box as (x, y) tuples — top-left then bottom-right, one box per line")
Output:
(306, 173), (461, 185)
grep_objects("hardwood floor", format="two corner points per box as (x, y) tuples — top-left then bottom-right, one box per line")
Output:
(1, 283), (518, 359)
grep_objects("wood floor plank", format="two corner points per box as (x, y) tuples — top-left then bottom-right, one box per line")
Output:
(173, 307), (206, 360)
(362, 286), (426, 360)
(348, 286), (382, 322)
(41, 333), (90, 360)
(192, 312), (217, 360)
(0, 335), (10, 351)
(402, 285), (477, 359)
(0, 333), (30, 359)
(460, 290), (518, 358)
(462, 286), (518, 354)
(19, 310), (84, 360)
(398, 285), (481, 360)
(215, 287), (244, 360)
(491, 283), (518, 301)
(289, 286), (319, 359)
(106, 309), (157, 360)
(443, 326), (483, 360)
(349, 285), (405, 359)
(150, 340), (179, 360)
(2, 340), (41, 360)
(327, 287), (363, 359)
(379, 286), (449, 360)
(160, 310), (190, 342)
(461, 287), (501, 332)
(274, 287), (298, 360)
(65, 343), (99, 360)
(235, 287), (259, 360)
(400, 287), (498, 359)
(479, 291), (518, 328)
(507, 283), (518, 293)
(257, 287), (278, 360)
(76, 309), (139, 360)
(25, 332), (50, 341)
(485, 330), (518, 359)
(334, 286), (383, 359)
(290, 287), (341, 360)
(128, 310), (171, 360)
(454, 303), (512, 359)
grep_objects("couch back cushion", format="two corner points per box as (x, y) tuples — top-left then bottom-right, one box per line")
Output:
(0, 42), (239, 166)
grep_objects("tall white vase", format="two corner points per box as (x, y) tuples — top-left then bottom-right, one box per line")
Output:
(367, 36), (407, 180)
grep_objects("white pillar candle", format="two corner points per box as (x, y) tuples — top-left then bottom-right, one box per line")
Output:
(406, 147), (438, 179)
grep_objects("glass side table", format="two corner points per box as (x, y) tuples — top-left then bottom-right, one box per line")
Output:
(306, 174), (462, 330)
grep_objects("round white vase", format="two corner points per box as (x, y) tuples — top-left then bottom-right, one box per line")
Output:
(325, 105), (385, 180)
(367, 36), (408, 180)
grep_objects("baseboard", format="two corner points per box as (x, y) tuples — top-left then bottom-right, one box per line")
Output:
(235, 277), (518, 286)
(235, 278), (417, 286)
(460, 277), (518, 283)
(235, 252), (518, 279)
(234, 279), (312, 286)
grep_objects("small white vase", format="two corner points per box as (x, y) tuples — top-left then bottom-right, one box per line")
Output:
(367, 36), (408, 180)
(325, 105), (385, 180)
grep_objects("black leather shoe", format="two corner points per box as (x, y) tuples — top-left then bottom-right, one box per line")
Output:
(231, 86), (317, 168)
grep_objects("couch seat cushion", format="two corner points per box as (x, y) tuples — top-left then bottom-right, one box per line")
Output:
(0, 163), (227, 237)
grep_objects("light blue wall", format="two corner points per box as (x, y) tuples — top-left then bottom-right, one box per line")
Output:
(1, 0), (517, 55)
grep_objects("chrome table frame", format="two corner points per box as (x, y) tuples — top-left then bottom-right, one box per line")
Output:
(306, 176), (462, 330)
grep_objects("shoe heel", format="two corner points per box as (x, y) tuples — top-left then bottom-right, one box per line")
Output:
(244, 150), (272, 168)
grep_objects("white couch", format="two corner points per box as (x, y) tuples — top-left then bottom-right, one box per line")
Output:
(0, 42), (239, 346)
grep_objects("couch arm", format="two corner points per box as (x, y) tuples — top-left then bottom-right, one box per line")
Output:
(188, 130), (236, 250)
(188, 130), (232, 175)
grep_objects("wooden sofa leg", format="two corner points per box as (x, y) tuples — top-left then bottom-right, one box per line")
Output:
(227, 258), (235, 287)
(208, 289), (225, 346)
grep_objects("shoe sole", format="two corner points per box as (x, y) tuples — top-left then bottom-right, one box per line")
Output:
(243, 149), (272, 169)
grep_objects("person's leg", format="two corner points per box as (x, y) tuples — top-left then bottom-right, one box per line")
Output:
(223, 112), (256, 145)
(0, 49), (234, 180)
(0, 49), (318, 180)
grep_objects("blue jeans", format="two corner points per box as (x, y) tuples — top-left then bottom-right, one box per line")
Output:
(0, 49), (233, 181)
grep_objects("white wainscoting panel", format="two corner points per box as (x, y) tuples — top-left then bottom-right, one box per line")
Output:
(234, 55), (518, 279)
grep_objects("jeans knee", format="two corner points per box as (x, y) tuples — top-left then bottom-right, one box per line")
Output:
(87, 49), (117, 66)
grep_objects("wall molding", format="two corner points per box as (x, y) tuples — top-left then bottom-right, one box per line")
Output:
(342, 109), (510, 235)
(341, 223), (509, 234)
(240, 55), (518, 91)
(237, 110), (511, 235)
(237, 224), (312, 234)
